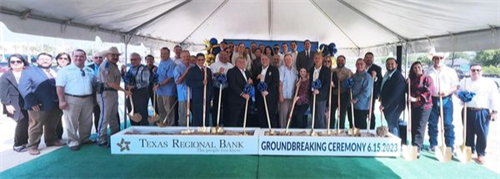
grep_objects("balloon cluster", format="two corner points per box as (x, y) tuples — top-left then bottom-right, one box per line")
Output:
(458, 90), (476, 103)
(312, 79), (322, 89)
(318, 42), (338, 57)
(216, 74), (227, 86)
(342, 77), (355, 89)
(204, 37), (221, 65)
(258, 82), (268, 92)
(244, 83), (256, 102)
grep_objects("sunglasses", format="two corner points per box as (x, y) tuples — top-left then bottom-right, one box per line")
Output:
(94, 56), (103, 59)
(58, 57), (69, 60)
(323, 61), (331, 63)
(471, 69), (482, 72)
(80, 69), (85, 77)
(10, 60), (23, 64)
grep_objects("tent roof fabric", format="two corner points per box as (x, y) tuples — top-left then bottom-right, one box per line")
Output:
(0, 0), (499, 54)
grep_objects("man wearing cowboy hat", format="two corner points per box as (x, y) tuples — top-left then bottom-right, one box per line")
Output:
(96, 46), (131, 147)
(425, 52), (458, 153)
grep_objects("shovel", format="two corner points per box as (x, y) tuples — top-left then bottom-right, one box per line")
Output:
(285, 81), (301, 134)
(455, 78), (472, 163)
(211, 82), (225, 134)
(435, 79), (452, 163)
(147, 92), (160, 123)
(157, 100), (178, 127)
(376, 105), (388, 137)
(182, 88), (194, 134)
(309, 92), (318, 136)
(402, 78), (418, 161)
(242, 98), (250, 135)
(127, 94), (142, 123)
(348, 88), (360, 136)
(366, 73), (376, 134)
(323, 72), (334, 135)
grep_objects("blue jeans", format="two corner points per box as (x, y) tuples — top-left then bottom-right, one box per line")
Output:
(464, 108), (490, 156)
(428, 96), (455, 149)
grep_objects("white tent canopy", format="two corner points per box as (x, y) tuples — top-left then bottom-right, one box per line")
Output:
(1, 0), (499, 56)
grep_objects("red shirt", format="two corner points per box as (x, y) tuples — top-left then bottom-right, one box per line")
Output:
(410, 75), (434, 110)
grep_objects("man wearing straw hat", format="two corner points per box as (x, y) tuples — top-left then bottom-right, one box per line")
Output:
(457, 64), (498, 164)
(56, 49), (95, 151)
(425, 52), (458, 152)
(96, 47), (131, 147)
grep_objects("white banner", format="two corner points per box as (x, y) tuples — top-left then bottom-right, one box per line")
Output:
(111, 127), (260, 155)
(258, 129), (401, 157)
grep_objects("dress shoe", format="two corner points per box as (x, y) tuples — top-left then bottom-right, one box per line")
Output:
(29, 148), (40, 155)
(69, 146), (80, 151)
(98, 141), (109, 148)
(47, 140), (66, 147)
(476, 156), (485, 165)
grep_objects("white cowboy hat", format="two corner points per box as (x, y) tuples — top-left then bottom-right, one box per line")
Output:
(102, 46), (122, 55)
(427, 47), (450, 60)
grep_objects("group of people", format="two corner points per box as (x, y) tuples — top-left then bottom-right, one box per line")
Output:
(0, 39), (497, 165)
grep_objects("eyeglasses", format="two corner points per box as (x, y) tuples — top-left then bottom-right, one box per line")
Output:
(94, 56), (103, 59)
(58, 57), (69, 60)
(80, 69), (85, 77)
(10, 60), (23, 64)
(323, 61), (331, 63)
(471, 69), (482, 72)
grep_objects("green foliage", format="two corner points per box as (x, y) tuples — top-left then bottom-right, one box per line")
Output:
(482, 65), (500, 75)
(474, 49), (500, 67)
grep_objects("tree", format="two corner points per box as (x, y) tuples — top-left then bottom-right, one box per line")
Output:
(474, 49), (500, 67)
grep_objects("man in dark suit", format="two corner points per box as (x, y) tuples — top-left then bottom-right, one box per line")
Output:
(365, 52), (382, 129)
(227, 57), (253, 127)
(309, 53), (332, 128)
(295, 39), (315, 72)
(253, 55), (280, 128)
(19, 53), (66, 155)
(380, 58), (405, 137)
(186, 53), (213, 127)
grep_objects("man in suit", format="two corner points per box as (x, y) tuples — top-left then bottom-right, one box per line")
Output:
(227, 57), (253, 126)
(19, 53), (66, 155)
(186, 53), (213, 127)
(253, 55), (280, 128)
(310, 53), (332, 128)
(296, 39), (315, 72)
(365, 52), (382, 129)
(380, 58), (405, 137)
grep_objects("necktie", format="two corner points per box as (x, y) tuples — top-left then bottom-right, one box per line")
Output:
(306, 51), (309, 59)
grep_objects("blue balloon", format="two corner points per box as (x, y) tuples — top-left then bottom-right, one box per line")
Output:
(312, 79), (322, 89)
(333, 48), (338, 54)
(217, 74), (227, 85)
(258, 82), (268, 92)
(212, 46), (221, 56)
(210, 38), (218, 45)
(244, 84), (256, 101)
(342, 77), (354, 88)
(319, 44), (327, 52)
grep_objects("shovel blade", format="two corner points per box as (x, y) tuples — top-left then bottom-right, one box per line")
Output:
(455, 145), (472, 163)
(148, 115), (161, 123)
(435, 145), (452, 163)
(130, 114), (142, 122)
(402, 145), (419, 161)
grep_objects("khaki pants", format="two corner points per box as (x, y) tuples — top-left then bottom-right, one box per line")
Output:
(97, 91), (120, 143)
(158, 96), (176, 126)
(178, 101), (188, 126)
(63, 95), (93, 147)
(278, 99), (293, 128)
(27, 108), (62, 148)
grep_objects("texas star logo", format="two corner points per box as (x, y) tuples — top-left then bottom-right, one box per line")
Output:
(117, 138), (131, 152)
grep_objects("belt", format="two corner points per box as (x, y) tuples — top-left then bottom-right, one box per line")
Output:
(467, 107), (488, 111)
(104, 88), (117, 91)
(432, 95), (452, 98)
(65, 93), (92, 98)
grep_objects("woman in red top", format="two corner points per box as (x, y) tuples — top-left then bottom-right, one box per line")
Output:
(291, 68), (310, 128)
(408, 61), (435, 155)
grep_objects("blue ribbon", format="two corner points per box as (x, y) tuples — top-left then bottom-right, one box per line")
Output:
(258, 82), (268, 92)
(312, 79), (322, 89)
(244, 84), (256, 102)
(458, 90), (476, 103)
(342, 77), (354, 89)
